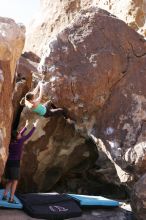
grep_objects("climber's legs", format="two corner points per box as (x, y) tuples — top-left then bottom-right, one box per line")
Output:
(44, 107), (68, 118)
(9, 180), (18, 202)
(43, 100), (75, 122)
(44, 100), (57, 109)
(2, 181), (12, 200)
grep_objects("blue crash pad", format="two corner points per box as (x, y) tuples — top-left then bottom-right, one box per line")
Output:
(0, 189), (23, 209)
(68, 194), (120, 207)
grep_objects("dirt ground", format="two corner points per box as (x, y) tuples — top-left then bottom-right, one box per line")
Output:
(0, 204), (135, 220)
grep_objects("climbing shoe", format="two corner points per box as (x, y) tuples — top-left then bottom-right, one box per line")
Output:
(2, 195), (7, 201)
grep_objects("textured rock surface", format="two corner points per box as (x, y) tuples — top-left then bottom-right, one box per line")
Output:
(18, 114), (98, 192)
(94, 0), (146, 37)
(25, 0), (92, 56)
(22, 51), (41, 63)
(131, 173), (146, 220)
(37, 7), (146, 185)
(17, 7), (146, 200)
(0, 17), (25, 177)
(25, 0), (146, 56)
(19, 8), (146, 220)
(12, 55), (38, 129)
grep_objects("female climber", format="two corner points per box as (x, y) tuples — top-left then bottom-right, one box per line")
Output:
(20, 81), (70, 119)
(2, 119), (39, 203)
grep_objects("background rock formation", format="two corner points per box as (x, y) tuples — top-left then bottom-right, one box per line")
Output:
(0, 17), (25, 177)
(95, 0), (146, 37)
(25, 0), (93, 56)
(25, 0), (146, 57)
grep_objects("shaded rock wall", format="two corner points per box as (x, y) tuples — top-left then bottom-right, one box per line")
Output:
(131, 173), (146, 220)
(12, 55), (39, 130)
(18, 113), (98, 192)
(0, 18), (25, 177)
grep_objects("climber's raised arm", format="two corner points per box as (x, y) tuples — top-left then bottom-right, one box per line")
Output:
(32, 81), (41, 95)
(34, 83), (43, 103)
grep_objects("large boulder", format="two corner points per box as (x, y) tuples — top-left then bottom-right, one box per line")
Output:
(18, 7), (146, 196)
(38, 7), (146, 184)
(0, 17), (25, 177)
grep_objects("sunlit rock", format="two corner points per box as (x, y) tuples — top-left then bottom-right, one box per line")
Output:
(94, 0), (146, 37)
(25, 0), (94, 56)
(25, 0), (146, 56)
(0, 17), (25, 177)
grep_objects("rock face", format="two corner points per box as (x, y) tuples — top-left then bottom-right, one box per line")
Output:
(25, 0), (146, 56)
(0, 17), (25, 177)
(19, 7), (146, 199)
(25, 0), (93, 56)
(94, 0), (146, 37)
(12, 55), (38, 130)
(18, 7), (146, 220)
(18, 91), (101, 192)
(22, 51), (41, 63)
(131, 174), (146, 220)
(38, 7), (146, 185)
(18, 114), (98, 192)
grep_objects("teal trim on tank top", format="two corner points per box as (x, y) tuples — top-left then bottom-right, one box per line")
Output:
(32, 104), (47, 116)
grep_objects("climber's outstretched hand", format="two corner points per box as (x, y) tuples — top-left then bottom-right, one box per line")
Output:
(25, 120), (29, 127)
